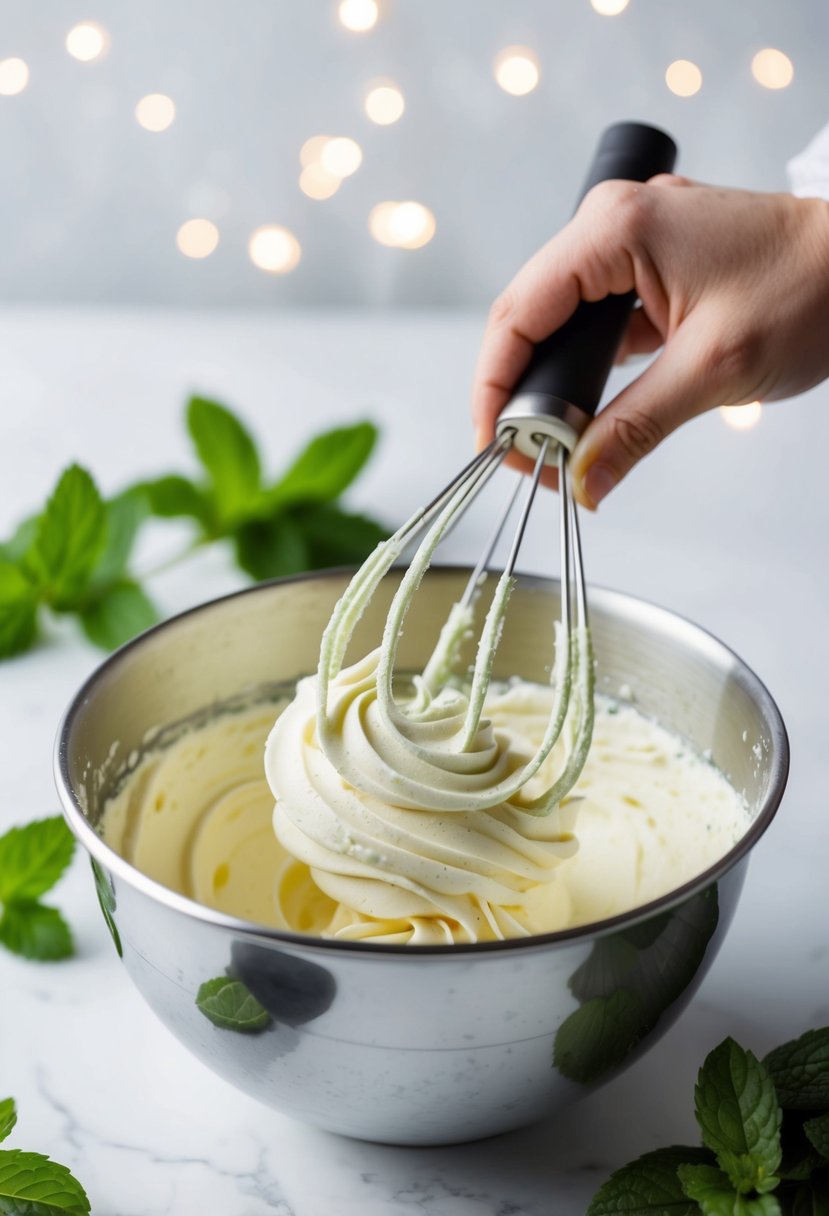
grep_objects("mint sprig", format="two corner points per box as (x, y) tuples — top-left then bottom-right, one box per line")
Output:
(677, 1164), (781, 1215)
(588, 1027), (829, 1216)
(24, 465), (106, 608)
(0, 395), (385, 660)
(0, 1099), (89, 1214)
(693, 1038), (782, 1194)
(0, 818), (75, 961)
(587, 1146), (714, 1214)
(0, 1099), (16, 1144)
(0, 465), (158, 659)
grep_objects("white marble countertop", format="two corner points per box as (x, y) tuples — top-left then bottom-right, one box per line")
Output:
(1, 306), (827, 1215)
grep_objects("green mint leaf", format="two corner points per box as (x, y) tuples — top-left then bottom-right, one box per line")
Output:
(25, 465), (106, 608)
(89, 489), (149, 589)
(804, 1116), (829, 1161)
(0, 1148), (90, 1214)
(196, 976), (270, 1032)
(0, 515), (39, 564)
(293, 502), (387, 567)
(131, 474), (212, 526)
(187, 397), (261, 527)
(0, 560), (39, 659)
(569, 888), (719, 1007)
(0, 903), (73, 961)
(792, 1175), (829, 1216)
(587, 1146), (714, 1215)
(0, 1100), (16, 1144)
(694, 1038), (782, 1193)
(268, 421), (377, 508)
(553, 987), (646, 1083)
(678, 1163), (781, 1215)
(233, 516), (310, 580)
(91, 859), (122, 957)
(765, 1030), (829, 1111)
(0, 817), (75, 903)
(79, 580), (157, 651)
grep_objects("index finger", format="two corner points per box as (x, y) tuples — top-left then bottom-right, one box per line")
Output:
(471, 180), (658, 445)
(471, 227), (584, 446)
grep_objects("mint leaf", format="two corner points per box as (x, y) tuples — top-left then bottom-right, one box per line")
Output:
(587, 1146), (714, 1215)
(187, 397), (261, 527)
(26, 466), (106, 607)
(765, 1031), (829, 1111)
(0, 560), (38, 659)
(0, 902), (73, 961)
(554, 988), (646, 1083)
(0, 1148), (90, 1214)
(0, 817), (75, 903)
(196, 976), (270, 1032)
(0, 515), (39, 563)
(678, 1163), (781, 1215)
(294, 502), (387, 567)
(91, 859), (122, 958)
(269, 421), (377, 508)
(79, 580), (157, 650)
(695, 1038), (782, 1193)
(805, 1117), (829, 1161)
(569, 888), (719, 1008)
(233, 516), (310, 580)
(132, 474), (212, 526)
(90, 489), (149, 589)
(0, 1100), (16, 1144)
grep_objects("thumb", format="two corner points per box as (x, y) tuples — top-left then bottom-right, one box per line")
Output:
(570, 323), (720, 509)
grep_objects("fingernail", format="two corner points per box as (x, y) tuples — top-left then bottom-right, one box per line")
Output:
(583, 463), (618, 508)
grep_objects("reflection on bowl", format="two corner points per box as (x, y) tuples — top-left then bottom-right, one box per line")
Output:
(56, 569), (788, 1145)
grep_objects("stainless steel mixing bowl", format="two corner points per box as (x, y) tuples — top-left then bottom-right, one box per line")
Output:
(55, 569), (788, 1145)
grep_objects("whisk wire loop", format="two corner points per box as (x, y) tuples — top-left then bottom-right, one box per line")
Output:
(315, 431), (594, 815)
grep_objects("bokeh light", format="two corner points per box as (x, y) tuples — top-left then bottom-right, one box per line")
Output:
(176, 219), (220, 259)
(300, 135), (332, 167)
(338, 0), (378, 32)
(720, 402), (762, 430)
(494, 46), (540, 96)
(752, 48), (794, 89)
(590, 0), (630, 14)
(320, 136), (363, 178)
(665, 59), (703, 97)
(365, 82), (405, 125)
(135, 93), (176, 132)
(300, 163), (341, 200)
(369, 201), (436, 249)
(0, 58), (29, 96)
(65, 22), (109, 62)
(249, 226), (302, 273)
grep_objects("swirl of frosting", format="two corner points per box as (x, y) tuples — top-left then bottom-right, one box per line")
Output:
(265, 648), (579, 944)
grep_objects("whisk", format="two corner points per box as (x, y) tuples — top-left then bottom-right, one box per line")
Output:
(317, 123), (678, 815)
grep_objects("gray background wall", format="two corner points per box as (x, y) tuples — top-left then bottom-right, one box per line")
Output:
(2, 0), (826, 307)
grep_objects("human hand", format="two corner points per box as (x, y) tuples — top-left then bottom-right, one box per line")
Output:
(472, 176), (829, 507)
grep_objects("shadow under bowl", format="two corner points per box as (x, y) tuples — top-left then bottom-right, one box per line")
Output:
(55, 568), (788, 1145)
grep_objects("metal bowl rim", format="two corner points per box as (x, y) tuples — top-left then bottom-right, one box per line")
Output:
(54, 564), (790, 959)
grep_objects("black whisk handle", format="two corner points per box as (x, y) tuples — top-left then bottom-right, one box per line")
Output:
(497, 122), (678, 458)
